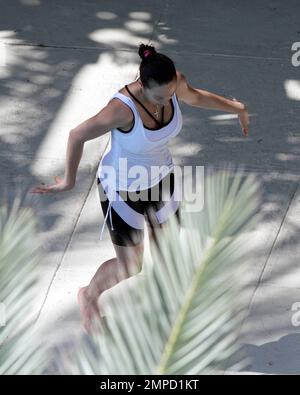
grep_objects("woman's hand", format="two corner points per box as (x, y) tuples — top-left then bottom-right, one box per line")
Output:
(238, 107), (249, 137)
(30, 176), (74, 194)
(232, 98), (249, 137)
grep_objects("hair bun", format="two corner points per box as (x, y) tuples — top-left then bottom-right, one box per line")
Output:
(138, 43), (157, 60)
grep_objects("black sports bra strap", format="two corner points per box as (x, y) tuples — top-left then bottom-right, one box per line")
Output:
(125, 85), (163, 127)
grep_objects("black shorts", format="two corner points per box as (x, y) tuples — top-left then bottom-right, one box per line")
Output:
(97, 171), (181, 247)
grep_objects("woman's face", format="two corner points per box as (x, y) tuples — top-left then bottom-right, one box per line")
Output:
(142, 77), (177, 106)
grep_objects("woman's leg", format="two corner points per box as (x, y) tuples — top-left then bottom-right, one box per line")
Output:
(78, 178), (146, 333)
(147, 206), (181, 258)
(78, 240), (144, 333)
(87, 241), (144, 299)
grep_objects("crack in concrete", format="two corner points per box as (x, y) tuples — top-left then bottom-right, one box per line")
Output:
(246, 176), (300, 313)
(2, 41), (288, 62)
(34, 159), (99, 324)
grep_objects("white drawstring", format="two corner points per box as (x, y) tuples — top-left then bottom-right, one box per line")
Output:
(109, 202), (114, 230)
(99, 200), (114, 240)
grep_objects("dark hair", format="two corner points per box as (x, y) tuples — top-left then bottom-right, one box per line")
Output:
(138, 43), (176, 88)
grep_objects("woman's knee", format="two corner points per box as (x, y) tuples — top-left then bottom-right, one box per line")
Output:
(113, 242), (144, 275)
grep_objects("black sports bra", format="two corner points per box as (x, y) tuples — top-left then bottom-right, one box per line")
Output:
(117, 85), (174, 133)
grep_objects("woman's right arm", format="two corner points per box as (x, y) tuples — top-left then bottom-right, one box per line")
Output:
(31, 99), (132, 194)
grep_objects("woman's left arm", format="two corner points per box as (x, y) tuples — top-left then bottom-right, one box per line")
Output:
(176, 71), (249, 137)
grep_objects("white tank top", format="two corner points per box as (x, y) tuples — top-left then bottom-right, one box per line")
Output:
(97, 90), (183, 191)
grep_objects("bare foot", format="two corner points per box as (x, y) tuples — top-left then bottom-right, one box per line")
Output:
(77, 287), (101, 334)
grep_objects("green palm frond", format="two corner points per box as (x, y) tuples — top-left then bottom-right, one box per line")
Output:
(0, 196), (45, 375)
(58, 167), (261, 375)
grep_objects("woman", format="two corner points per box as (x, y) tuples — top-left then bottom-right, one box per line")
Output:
(31, 43), (249, 333)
